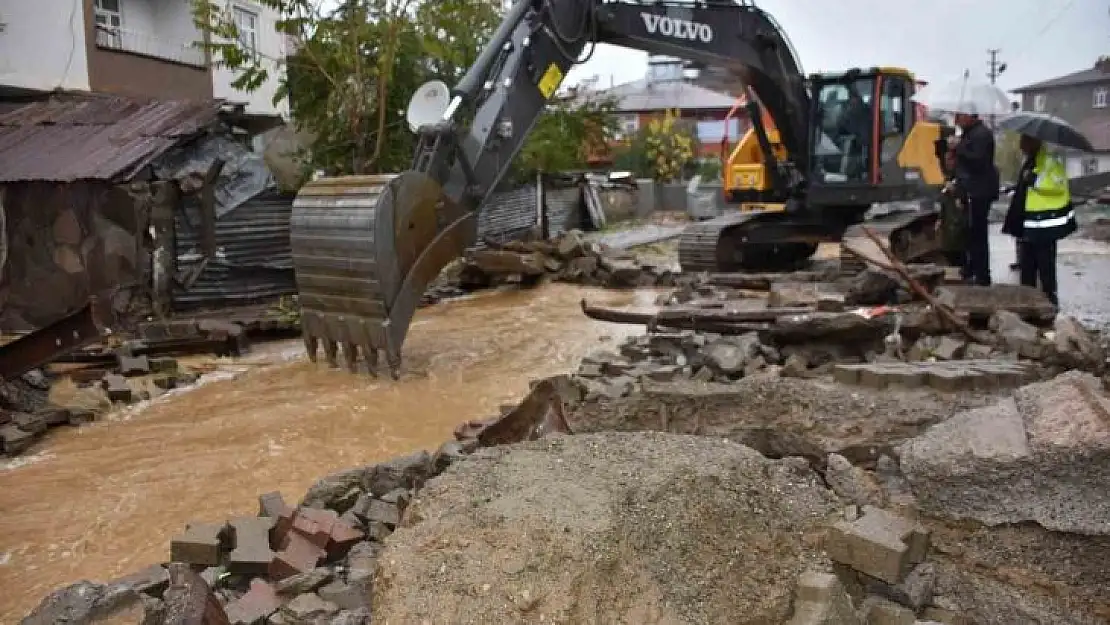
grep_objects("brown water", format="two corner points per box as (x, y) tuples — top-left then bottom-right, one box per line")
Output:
(0, 284), (653, 623)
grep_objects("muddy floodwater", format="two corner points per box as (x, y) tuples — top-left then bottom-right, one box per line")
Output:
(0, 284), (654, 623)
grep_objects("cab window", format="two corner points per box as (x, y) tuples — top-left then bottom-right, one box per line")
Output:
(812, 77), (874, 182)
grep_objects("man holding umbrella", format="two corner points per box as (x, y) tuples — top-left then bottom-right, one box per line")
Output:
(998, 111), (1089, 307)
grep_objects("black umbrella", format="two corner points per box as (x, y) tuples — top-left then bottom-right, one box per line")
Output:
(998, 111), (1094, 152)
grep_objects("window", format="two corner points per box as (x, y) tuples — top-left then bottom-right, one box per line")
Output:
(233, 6), (259, 55)
(812, 76), (875, 182)
(94, 0), (122, 48)
(1095, 88), (1108, 109)
(1033, 93), (1047, 112)
(1083, 157), (1099, 175)
(615, 114), (639, 138)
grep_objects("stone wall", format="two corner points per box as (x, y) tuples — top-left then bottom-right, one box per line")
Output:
(0, 181), (153, 330)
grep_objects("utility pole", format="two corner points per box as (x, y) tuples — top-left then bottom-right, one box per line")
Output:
(987, 49), (1008, 127)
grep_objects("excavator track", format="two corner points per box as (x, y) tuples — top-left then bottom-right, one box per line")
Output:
(290, 172), (475, 378)
(677, 203), (942, 274)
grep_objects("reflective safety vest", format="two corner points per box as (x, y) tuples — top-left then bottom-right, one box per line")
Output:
(1022, 147), (1075, 240)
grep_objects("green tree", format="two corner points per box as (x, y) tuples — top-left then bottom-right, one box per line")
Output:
(191, 0), (502, 176)
(513, 94), (620, 178)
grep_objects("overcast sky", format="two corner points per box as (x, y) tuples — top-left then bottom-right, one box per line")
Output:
(563, 0), (1109, 91)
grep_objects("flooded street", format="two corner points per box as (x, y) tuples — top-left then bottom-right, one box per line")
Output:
(0, 284), (654, 623)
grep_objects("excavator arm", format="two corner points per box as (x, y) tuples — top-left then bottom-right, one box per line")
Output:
(290, 0), (812, 377)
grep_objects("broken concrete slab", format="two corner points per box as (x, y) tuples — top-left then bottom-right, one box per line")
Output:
(935, 284), (1056, 324)
(269, 531), (325, 580)
(899, 371), (1110, 535)
(860, 594), (916, 625)
(100, 374), (132, 403)
(767, 282), (843, 308)
(0, 423), (36, 455)
(824, 505), (930, 585)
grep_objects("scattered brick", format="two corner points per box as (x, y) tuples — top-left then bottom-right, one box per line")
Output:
(149, 356), (179, 373)
(224, 578), (281, 625)
(117, 354), (151, 376)
(275, 567), (334, 596)
(345, 541), (378, 575)
(269, 531), (325, 581)
(12, 413), (47, 435)
(170, 522), (231, 566)
(831, 361), (1033, 393)
(327, 518), (365, 560)
(68, 410), (96, 426)
(824, 505), (930, 585)
(786, 570), (860, 625)
(280, 592), (339, 622)
(228, 516), (275, 576)
(292, 508), (337, 549)
(101, 374), (133, 402)
(37, 409), (71, 427)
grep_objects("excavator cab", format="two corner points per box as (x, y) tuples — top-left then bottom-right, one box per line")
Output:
(724, 67), (944, 212)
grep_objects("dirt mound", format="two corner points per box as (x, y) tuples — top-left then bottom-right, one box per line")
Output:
(371, 432), (839, 625)
(567, 375), (998, 465)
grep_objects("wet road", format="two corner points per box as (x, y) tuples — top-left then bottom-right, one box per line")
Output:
(987, 225), (1110, 328)
(0, 284), (654, 623)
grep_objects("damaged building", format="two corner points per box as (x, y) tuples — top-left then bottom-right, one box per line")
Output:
(0, 92), (296, 331)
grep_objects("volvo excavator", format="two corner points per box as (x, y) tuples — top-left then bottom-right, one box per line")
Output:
(290, 0), (950, 378)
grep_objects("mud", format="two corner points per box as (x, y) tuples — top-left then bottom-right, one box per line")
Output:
(0, 284), (653, 623)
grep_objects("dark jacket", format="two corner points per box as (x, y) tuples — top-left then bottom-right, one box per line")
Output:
(953, 120), (1000, 201)
(1002, 153), (1035, 237)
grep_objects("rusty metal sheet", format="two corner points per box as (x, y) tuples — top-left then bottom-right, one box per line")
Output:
(0, 298), (114, 380)
(0, 94), (221, 183)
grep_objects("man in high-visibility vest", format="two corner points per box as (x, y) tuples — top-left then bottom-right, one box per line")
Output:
(1009, 134), (1076, 307)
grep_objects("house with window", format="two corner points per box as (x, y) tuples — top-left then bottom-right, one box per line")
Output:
(1012, 58), (1110, 177)
(578, 56), (744, 163)
(0, 0), (288, 122)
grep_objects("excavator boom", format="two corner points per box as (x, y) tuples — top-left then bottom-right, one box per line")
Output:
(291, 0), (817, 377)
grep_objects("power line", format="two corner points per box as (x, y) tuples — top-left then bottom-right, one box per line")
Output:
(987, 48), (1005, 84)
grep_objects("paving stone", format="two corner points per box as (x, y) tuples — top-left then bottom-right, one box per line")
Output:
(258, 491), (289, 518)
(824, 505), (929, 585)
(100, 374), (133, 402)
(0, 423), (36, 455)
(170, 522), (230, 566)
(117, 354), (151, 376)
(13, 413), (47, 434)
(228, 516), (275, 576)
(860, 594), (916, 625)
(269, 531), (325, 581)
(224, 578), (281, 625)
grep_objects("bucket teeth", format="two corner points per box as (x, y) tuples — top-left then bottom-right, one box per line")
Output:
(291, 172), (477, 378)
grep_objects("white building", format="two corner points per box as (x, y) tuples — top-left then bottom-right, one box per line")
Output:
(0, 0), (287, 121)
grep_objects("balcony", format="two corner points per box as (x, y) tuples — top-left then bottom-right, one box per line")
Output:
(95, 25), (206, 68)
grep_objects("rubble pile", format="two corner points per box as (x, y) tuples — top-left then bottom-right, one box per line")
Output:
(459, 230), (676, 289)
(0, 320), (247, 458)
(21, 444), (469, 625)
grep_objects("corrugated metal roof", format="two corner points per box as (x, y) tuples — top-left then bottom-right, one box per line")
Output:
(0, 94), (222, 183)
(585, 78), (737, 112)
(1012, 66), (1110, 93)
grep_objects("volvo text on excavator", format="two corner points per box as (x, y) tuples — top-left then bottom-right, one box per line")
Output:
(290, 0), (950, 378)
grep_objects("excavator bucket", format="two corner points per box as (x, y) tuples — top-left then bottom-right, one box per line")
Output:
(290, 171), (477, 378)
